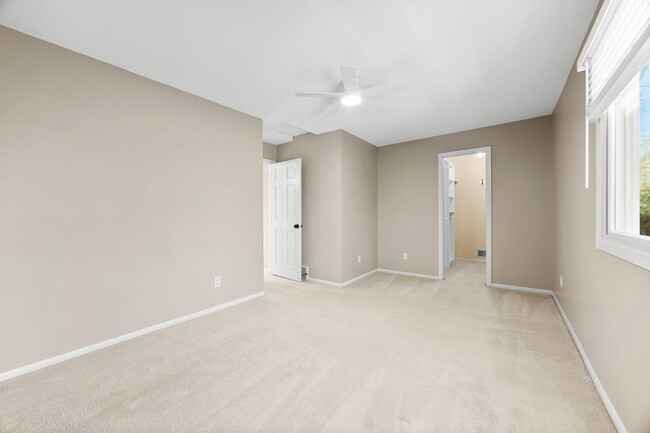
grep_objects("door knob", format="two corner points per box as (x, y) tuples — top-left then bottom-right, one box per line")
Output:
(294, 224), (300, 229)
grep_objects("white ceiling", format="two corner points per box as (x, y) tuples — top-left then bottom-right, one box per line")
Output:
(0, 0), (598, 146)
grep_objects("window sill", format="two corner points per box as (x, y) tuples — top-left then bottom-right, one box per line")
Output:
(596, 233), (650, 271)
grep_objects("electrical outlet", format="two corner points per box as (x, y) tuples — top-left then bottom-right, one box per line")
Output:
(559, 275), (563, 289)
(357, 255), (361, 264)
(214, 276), (221, 288)
(403, 252), (408, 260)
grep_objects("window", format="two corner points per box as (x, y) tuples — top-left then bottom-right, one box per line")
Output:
(605, 63), (650, 238)
(579, 0), (650, 270)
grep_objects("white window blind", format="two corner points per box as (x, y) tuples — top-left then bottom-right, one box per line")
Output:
(578, 0), (650, 120)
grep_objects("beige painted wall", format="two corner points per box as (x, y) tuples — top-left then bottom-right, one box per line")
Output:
(341, 131), (378, 281)
(378, 116), (554, 288)
(553, 60), (650, 433)
(263, 142), (277, 161)
(277, 132), (343, 282)
(0, 26), (263, 373)
(448, 154), (486, 260)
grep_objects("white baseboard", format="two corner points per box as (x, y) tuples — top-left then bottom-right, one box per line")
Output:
(311, 268), (442, 282)
(0, 291), (265, 383)
(456, 258), (486, 263)
(551, 293), (627, 433)
(306, 276), (342, 287)
(307, 269), (378, 288)
(377, 268), (441, 280)
(490, 283), (553, 296)
(340, 269), (378, 287)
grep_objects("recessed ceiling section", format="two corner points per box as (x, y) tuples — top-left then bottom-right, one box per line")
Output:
(0, 0), (599, 146)
(262, 128), (293, 146)
(263, 122), (307, 145)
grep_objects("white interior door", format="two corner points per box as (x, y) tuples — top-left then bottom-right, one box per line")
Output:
(269, 159), (302, 281)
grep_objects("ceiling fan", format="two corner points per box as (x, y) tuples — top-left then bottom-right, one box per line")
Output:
(295, 65), (408, 116)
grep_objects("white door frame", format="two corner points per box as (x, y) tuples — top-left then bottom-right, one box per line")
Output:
(263, 159), (275, 273)
(437, 146), (492, 286)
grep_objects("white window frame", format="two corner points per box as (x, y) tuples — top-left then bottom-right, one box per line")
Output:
(595, 112), (650, 271)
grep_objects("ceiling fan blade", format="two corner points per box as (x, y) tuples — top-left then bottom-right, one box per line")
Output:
(323, 102), (342, 118)
(360, 80), (409, 97)
(358, 106), (375, 116)
(340, 65), (359, 92)
(362, 99), (388, 114)
(312, 98), (339, 116)
(295, 92), (343, 98)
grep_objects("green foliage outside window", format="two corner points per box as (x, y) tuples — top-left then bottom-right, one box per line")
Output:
(641, 136), (650, 236)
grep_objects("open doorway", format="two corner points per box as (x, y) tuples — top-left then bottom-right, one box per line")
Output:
(438, 147), (491, 285)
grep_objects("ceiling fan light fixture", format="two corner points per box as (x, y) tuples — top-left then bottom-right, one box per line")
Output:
(340, 94), (362, 106)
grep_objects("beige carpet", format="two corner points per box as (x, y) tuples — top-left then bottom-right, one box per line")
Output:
(0, 261), (614, 432)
